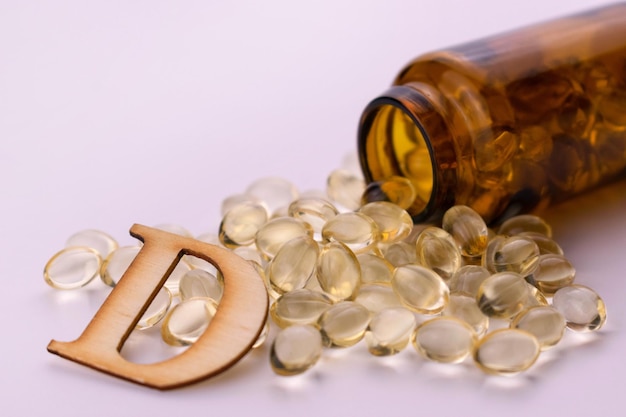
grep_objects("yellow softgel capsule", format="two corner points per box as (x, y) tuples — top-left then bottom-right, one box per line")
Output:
(218, 201), (269, 248)
(365, 307), (416, 356)
(392, 264), (449, 314)
(518, 231), (564, 255)
(473, 328), (540, 375)
(65, 229), (118, 259)
(44, 246), (102, 290)
(360, 175), (417, 210)
(443, 293), (489, 336)
(318, 301), (371, 347)
(255, 217), (313, 259)
(476, 271), (530, 319)
(288, 198), (339, 235)
(321, 212), (380, 253)
(412, 317), (477, 363)
(136, 286), (172, 330)
(179, 268), (224, 303)
(441, 205), (489, 257)
(448, 265), (491, 297)
(552, 284), (607, 332)
(486, 235), (540, 276)
(357, 253), (394, 285)
(270, 325), (322, 376)
(354, 284), (404, 314)
(358, 201), (413, 243)
(100, 245), (141, 287)
(268, 236), (319, 295)
(528, 254), (576, 295)
(511, 306), (566, 350)
(245, 176), (299, 215)
(161, 297), (218, 346)
(220, 193), (264, 217)
(316, 241), (361, 301)
(415, 227), (462, 281)
(270, 289), (333, 329)
(379, 241), (418, 267)
(326, 169), (366, 211)
(498, 214), (553, 238)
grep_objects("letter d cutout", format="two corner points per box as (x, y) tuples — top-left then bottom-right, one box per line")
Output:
(47, 224), (269, 390)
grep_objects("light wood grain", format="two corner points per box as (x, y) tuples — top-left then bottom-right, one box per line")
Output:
(48, 224), (269, 390)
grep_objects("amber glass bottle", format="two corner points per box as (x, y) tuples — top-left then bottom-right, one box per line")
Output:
(358, 3), (626, 223)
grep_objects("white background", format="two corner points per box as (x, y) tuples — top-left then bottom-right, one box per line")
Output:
(1, 1), (625, 416)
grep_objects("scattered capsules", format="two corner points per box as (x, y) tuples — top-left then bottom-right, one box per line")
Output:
(44, 170), (609, 379)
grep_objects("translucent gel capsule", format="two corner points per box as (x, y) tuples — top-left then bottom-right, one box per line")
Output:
(100, 245), (141, 287)
(218, 201), (269, 248)
(412, 317), (476, 363)
(379, 241), (418, 267)
(288, 198), (339, 235)
(154, 223), (193, 238)
(321, 212), (379, 253)
(357, 253), (394, 285)
(359, 201), (413, 243)
(365, 307), (416, 356)
(65, 229), (118, 259)
(443, 293), (489, 336)
(220, 193), (264, 217)
(476, 272), (530, 319)
(473, 329), (540, 375)
(442, 205), (489, 257)
(318, 301), (371, 347)
(326, 169), (366, 211)
(136, 286), (172, 330)
(481, 235), (505, 273)
(354, 284), (404, 314)
(488, 235), (540, 276)
(270, 289), (333, 329)
(161, 297), (218, 346)
(498, 214), (552, 238)
(316, 241), (361, 301)
(44, 247), (102, 290)
(392, 264), (449, 314)
(360, 175), (417, 210)
(270, 325), (322, 376)
(518, 231), (564, 255)
(179, 268), (224, 303)
(255, 217), (313, 259)
(268, 236), (319, 295)
(246, 176), (299, 214)
(448, 265), (491, 297)
(511, 306), (566, 350)
(552, 284), (607, 332)
(415, 227), (461, 281)
(528, 254), (575, 295)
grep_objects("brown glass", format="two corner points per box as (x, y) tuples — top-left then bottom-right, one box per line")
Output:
(358, 3), (626, 223)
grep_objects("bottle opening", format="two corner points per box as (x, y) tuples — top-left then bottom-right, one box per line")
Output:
(359, 100), (435, 220)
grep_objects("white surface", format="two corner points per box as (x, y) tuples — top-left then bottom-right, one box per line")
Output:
(1, 0), (625, 416)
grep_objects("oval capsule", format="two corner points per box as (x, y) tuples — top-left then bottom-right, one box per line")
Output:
(318, 301), (371, 347)
(552, 284), (607, 332)
(392, 264), (449, 314)
(412, 317), (477, 363)
(473, 329), (540, 375)
(365, 307), (416, 356)
(270, 325), (322, 376)
(44, 247), (102, 290)
(161, 297), (218, 346)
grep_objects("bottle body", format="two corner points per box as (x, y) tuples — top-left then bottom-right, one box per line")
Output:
(358, 3), (626, 223)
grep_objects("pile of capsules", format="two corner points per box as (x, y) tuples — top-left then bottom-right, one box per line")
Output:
(44, 166), (607, 377)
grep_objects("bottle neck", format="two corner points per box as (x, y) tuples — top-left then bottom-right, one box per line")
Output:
(358, 83), (458, 222)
